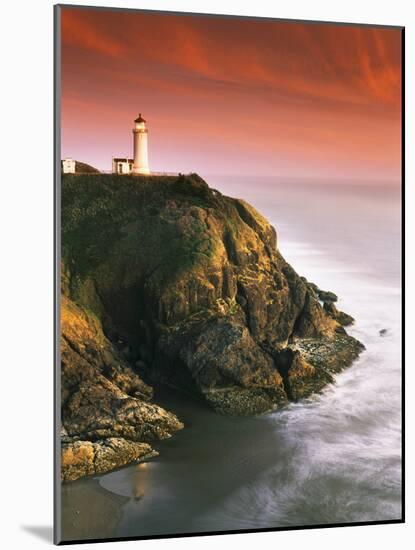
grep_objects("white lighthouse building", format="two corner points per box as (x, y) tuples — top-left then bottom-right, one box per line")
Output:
(132, 113), (150, 175)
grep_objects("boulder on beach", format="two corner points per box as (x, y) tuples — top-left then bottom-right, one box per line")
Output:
(61, 438), (157, 482)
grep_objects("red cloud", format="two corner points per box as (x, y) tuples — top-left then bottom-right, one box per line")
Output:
(60, 7), (402, 179)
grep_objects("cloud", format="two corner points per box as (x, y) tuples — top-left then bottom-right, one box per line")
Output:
(60, 7), (402, 179)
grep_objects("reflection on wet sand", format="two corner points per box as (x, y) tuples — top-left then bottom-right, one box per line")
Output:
(132, 463), (148, 500)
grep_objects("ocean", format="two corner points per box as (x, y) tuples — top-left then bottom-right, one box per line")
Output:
(61, 177), (402, 540)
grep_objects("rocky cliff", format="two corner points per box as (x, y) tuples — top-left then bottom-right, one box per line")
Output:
(60, 292), (183, 481)
(61, 173), (363, 479)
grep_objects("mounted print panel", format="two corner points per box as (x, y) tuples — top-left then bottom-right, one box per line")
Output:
(54, 4), (404, 545)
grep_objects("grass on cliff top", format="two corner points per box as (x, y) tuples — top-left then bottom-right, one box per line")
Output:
(61, 173), (222, 282)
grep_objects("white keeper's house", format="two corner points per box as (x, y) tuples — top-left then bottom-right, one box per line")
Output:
(112, 157), (134, 174)
(62, 158), (76, 174)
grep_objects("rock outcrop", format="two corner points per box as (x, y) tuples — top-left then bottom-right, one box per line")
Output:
(60, 293), (183, 481)
(61, 436), (157, 482)
(323, 300), (355, 326)
(61, 172), (364, 478)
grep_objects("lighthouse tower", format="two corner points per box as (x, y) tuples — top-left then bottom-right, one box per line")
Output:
(132, 114), (150, 175)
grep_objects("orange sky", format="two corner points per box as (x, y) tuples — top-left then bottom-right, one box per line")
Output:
(60, 7), (402, 181)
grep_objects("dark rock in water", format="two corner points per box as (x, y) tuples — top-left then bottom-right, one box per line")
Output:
(379, 328), (388, 336)
(318, 290), (338, 302)
(61, 173), (364, 477)
(323, 301), (355, 326)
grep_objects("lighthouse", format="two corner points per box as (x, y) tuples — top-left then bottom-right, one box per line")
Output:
(132, 114), (150, 175)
